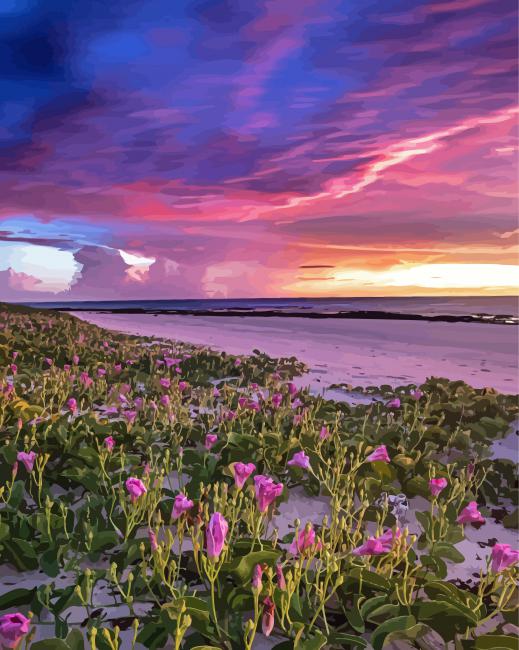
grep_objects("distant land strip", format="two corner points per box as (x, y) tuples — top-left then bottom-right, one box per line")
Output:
(55, 307), (518, 325)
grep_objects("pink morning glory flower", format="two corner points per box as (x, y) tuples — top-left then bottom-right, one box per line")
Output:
(172, 493), (194, 519)
(290, 523), (322, 555)
(67, 397), (78, 414)
(319, 425), (330, 440)
(233, 462), (256, 489)
(287, 451), (311, 470)
(125, 477), (147, 503)
(490, 543), (519, 573)
(262, 597), (275, 637)
(254, 475), (284, 513)
(104, 436), (116, 452)
(206, 512), (228, 560)
(17, 451), (36, 472)
(205, 433), (218, 450)
(0, 613), (31, 649)
(366, 445), (390, 463)
(352, 528), (400, 556)
(457, 501), (485, 525)
(429, 477), (448, 497)
(148, 528), (159, 552)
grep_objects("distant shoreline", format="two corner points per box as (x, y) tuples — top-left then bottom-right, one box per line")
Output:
(55, 306), (518, 325)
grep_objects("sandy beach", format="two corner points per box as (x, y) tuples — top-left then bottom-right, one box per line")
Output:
(72, 311), (518, 394)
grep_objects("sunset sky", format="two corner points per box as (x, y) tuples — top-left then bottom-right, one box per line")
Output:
(0, 0), (517, 300)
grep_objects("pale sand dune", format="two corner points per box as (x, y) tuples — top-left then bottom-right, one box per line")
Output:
(72, 312), (518, 394)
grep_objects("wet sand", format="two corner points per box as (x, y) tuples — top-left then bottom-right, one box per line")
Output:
(72, 312), (518, 394)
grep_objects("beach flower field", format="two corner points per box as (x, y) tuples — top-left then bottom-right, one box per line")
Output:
(0, 303), (517, 649)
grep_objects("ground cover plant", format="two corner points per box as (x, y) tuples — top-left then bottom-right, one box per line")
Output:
(0, 303), (517, 650)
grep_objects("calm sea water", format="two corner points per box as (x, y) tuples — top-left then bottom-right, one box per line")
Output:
(25, 296), (518, 317)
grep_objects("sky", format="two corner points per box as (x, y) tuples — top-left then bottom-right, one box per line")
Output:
(0, 0), (517, 300)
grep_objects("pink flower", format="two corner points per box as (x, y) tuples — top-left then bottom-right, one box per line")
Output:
(72, 354), (79, 365)
(67, 397), (78, 414)
(254, 475), (284, 513)
(271, 392), (283, 408)
(79, 372), (93, 388)
(213, 387), (220, 397)
(178, 381), (188, 392)
(206, 512), (228, 560)
(63, 364), (71, 372)
(44, 357), (53, 366)
(276, 563), (286, 590)
(123, 410), (137, 425)
(104, 436), (116, 452)
(0, 613), (31, 648)
(233, 462), (256, 489)
(125, 477), (147, 503)
(429, 477), (448, 497)
(17, 451), (36, 472)
(172, 493), (194, 519)
(262, 597), (275, 637)
(287, 382), (298, 396)
(386, 398), (401, 408)
(97, 368), (106, 377)
(252, 563), (263, 591)
(366, 445), (390, 463)
(352, 529), (399, 556)
(234, 358), (241, 367)
(319, 425), (330, 440)
(205, 434), (218, 450)
(160, 377), (171, 389)
(160, 394), (170, 407)
(287, 451), (310, 470)
(114, 363), (122, 374)
(411, 389), (423, 401)
(148, 529), (159, 552)
(134, 397), (143, 410)
(289, 523), (322, 555)
(457, 501), (485, 525)
(9, 364), (17, 375)
(490, 544), (519, 573)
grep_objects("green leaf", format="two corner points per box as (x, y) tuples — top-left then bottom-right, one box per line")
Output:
(0, 521), (9, 541)
(329, 633), (368, 648)
(371, 615), (417, 650)
(0, 587), (35, 609)
(474, 635), (519, 650)
(384, 623), (434, 647)
(30, 641), (70, 650)
(163, 596), (210, 624)
(40, 547), (60, 577)
(345, 598), (364, 633)
(89, 530), (119, 552)
(343, 567), (392, 594)
(414, 599), (478, 640)
(65, 629), (85, 650)
(432, 541), (465, 563)
(298, 632), (327, 649)
(222, 548), (282, 581)
(3, 538), (38, 570)
(359, 595), (387, 620)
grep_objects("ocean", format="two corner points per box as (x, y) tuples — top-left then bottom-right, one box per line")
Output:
(23, 295), (519, 321)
